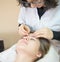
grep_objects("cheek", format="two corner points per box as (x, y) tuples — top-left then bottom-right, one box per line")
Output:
(27, 42), (39, 54)
(31, 4), (43, 8)
(27, 0), (32, 2)
(36, 4), (43, 8)
(31, 4), (36, 8)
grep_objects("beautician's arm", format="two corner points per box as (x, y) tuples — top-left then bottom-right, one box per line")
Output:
(53, 31), (60, 41)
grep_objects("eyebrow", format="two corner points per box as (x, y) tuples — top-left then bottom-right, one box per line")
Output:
(29, 37), (37, 41)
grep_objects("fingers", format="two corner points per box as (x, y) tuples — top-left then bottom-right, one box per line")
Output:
(18, 24), (30, 36)
(24, 25), (30, 33)
(19, 27), (28, 36)
(31, 33), (44, 38)
(21, 30), (29, 36)
(29, 28), (53, 39)
(29, 33), (49, 39)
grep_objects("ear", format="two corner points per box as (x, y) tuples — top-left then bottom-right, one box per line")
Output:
(36, 52), (42, 58)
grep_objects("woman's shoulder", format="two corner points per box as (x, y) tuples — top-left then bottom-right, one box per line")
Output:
(0, 44), (16, 62)
(0, 44), (16, 54)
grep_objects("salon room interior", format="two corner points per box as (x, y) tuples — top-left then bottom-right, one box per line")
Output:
(0, 0), (60, 56)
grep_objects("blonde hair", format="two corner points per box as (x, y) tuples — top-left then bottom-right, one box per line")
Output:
(34, 37), (50, 61)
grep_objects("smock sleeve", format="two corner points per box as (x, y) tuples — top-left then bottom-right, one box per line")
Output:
(18, 7), (25, 24)
(52, 31), (60, 41)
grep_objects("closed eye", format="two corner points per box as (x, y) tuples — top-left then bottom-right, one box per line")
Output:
(30, 37), (36, 41)
(30, 38), (35, 40)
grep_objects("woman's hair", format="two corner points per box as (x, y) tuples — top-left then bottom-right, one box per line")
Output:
(34, 37), (50, 62)
(44, 0), (58, 9)
(17, 0), (58, 9)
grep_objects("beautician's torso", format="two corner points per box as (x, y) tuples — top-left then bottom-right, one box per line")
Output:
(18, 5), (60, 32)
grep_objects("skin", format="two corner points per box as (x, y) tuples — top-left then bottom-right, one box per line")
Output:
(15, 36), (42, 62)
(27, 0), (45, 8)
(18, 24), (53, 39)
(18, 24), (30, 36)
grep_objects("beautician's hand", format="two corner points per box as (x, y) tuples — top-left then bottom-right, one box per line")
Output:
(18, 24), (30, 36)
(31, 28), (53, 39)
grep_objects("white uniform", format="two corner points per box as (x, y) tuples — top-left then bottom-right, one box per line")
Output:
(18, 5), (60, 32)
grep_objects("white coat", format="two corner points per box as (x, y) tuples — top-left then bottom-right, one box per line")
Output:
(18, 5), (60, 32)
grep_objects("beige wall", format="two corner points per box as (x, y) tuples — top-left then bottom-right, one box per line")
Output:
(0, 0), (20, 49)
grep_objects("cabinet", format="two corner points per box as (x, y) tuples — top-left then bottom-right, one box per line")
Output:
(0, 40), (4, 52)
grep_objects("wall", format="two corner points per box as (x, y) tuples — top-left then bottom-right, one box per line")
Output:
(0, 0), (20, 49)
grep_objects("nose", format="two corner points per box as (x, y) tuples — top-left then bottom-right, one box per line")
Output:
(20, 37), (29, 45)
(23, 36), (29, 41)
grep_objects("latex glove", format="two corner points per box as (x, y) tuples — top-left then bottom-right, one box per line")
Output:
(30, 28), (53, 39)
(18, 24), (30, 36)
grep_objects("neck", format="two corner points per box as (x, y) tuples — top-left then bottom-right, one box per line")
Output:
(15, 52), (35, 62)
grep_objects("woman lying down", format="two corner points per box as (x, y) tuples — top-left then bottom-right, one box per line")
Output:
(0, 35), (59, 62)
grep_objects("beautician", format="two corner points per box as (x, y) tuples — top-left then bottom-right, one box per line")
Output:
(17, 0), (60, 40)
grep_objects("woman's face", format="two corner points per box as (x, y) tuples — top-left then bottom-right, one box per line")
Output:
(27, 0), (45, 8)
(17, 36), (41, 57)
